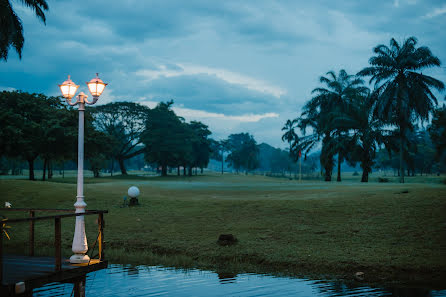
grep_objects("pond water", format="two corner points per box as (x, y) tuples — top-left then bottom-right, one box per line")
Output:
(33, 264), (446, 297)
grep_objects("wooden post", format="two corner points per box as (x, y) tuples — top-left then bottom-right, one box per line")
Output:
(0, 223), (3, 284)
(29, 210), (35, 256)
(98, 213), (104, 261)
(55, 217), (61, 271)
(73, 276), (86, 297)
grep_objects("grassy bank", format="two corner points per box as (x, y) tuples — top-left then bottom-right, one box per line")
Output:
(1, 173), (445, 287)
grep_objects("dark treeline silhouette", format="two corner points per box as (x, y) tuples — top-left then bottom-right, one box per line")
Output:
(0, 94), (215, 179)
(285, 36), (445, 183)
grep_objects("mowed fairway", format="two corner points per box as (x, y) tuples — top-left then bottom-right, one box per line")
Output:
(1, 173), (446, 285)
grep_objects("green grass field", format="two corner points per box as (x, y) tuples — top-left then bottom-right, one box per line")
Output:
(1, 173), (445, 286)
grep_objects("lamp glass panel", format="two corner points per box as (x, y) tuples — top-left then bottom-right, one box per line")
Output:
(88, 82), (106, 96)
(60, 85), (70, 97)
(96, 83), (105, 96)
(69, 85), (78, 97)
(87, 82), (97, 96)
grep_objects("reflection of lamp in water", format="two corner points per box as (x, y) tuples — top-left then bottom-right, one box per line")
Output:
(59, 74), (107, 264)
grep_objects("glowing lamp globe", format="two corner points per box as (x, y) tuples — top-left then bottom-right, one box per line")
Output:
(128, 186), (140, 198)
(59, 75), (79, 99)
(87, 73), (107, 97)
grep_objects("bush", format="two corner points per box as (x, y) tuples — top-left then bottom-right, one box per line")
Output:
(378, 177), (389, 183)
(352, 171), (359, 176)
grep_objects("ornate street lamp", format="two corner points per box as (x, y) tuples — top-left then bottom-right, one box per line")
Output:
(59, 74), (107, 263)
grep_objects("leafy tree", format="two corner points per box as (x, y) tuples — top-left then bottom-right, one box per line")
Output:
(142, 101), (184, 176)
(1, 0), (49, 60)
(358, 37), (444, 183)
(85, 126), (113, 178)
(226, 133), (259, 173)
(92, 102), (150, 175)
(0, 91), (61, 180)
(429, 106), (446, 170)
(188, 121), (212, 174)
(40, 106), (77, 180)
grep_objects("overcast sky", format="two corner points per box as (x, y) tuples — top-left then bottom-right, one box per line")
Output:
(1, 0), (446, 147)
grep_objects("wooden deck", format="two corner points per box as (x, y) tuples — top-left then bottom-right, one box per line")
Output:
(0, 208), (108, 296)
(1, 255), (107, 296)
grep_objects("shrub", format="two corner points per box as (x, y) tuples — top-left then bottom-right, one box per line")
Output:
(378, 177), (389, 183)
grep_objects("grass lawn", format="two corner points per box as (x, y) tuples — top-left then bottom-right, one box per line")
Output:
(1, 173), (445, 286)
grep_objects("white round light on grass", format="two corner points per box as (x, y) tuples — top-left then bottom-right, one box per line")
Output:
(128, 186), (140, 198)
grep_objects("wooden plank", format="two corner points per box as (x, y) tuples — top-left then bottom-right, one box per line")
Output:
(1, 255), (107, 286)
(55, 218), (61, 271)
(5, 210), (108, 223)
(98, 213), (104, 261)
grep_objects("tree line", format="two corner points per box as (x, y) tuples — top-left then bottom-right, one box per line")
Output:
(283, 36), (445, 183)
(0, 92), (282, 179)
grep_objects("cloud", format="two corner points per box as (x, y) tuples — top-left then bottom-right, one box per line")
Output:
(423, 5), (446, 18)
(2, 0), (445, 149)
(136, 63), (285, 97)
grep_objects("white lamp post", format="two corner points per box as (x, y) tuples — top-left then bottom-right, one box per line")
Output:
(59, 74), (107, 263)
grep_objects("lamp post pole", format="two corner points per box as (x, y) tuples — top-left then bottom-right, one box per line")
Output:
(72, 92), (89, 263)
(59, 75), (107, 263)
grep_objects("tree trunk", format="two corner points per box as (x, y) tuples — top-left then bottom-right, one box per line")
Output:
(188, 167), (192, 176)
(201, 167), (203, 174)
(361, 169), (368, 182)
(111, 159), (114, 176)
(337, 153), (341, 182)
(183, 165), (186, 176)
(28, 159), (35, 180)
(62, 160), (65, 178)
(221, 153), (224, 174)
(399, 134), (405, 183)
(161, 165), (167, 176)
(48, 159), (53, 179)
(42, 158), (47, 181)
(177, 166), (180, 176)
(118, 158), (127, 175)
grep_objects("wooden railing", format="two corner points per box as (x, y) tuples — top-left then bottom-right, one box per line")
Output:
(0, 208), (108, 283)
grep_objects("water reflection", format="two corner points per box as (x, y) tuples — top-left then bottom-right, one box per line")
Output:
(217, 271), (238, 284)
(32, 264), (446, 297)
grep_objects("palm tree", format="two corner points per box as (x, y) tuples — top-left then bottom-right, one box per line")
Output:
(358, 37), (444, 183)
(1, 0), (49, 61)
(281, 119), (298, 154)
(297, 69), (368, 181)
(282, 119), (298, 177)
(331, 91), (387, 182)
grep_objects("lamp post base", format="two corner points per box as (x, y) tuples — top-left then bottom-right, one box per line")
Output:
(70, 254), (90, 264)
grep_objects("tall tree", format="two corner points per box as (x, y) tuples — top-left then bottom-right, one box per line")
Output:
(1, 0), (49, 60)
(296, 70), (367, 181)
(281, 119), (298, 153)
(226, 133), (259, 174)
(188, 121), (212, 174)
(142, 101), (184, 176)
(429, 106), (446, 171)
(330, 92), (386, 182)
(92, 102), (150, 175)
(0, 91), (62, 180)
(358, 37), (444, 183)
